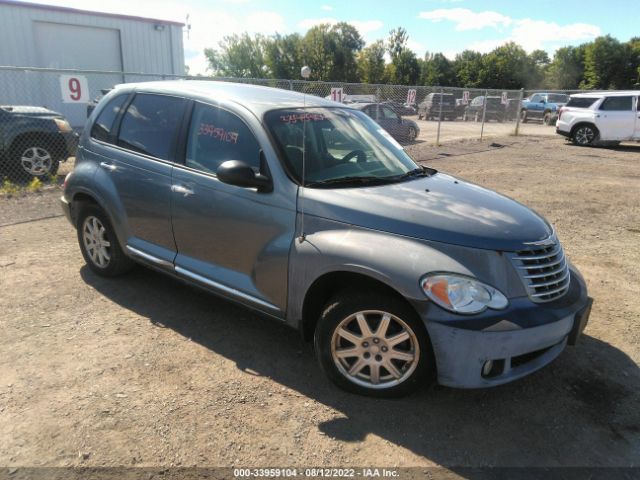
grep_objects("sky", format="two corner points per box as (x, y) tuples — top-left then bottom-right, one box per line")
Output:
(19, 0), (638, 75)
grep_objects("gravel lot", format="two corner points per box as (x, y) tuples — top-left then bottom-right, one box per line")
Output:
(0, 135), (638, 472)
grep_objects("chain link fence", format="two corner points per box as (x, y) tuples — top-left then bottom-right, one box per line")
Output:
(0, 65), (582, 189)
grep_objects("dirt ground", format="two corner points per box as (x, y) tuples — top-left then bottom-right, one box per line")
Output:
(0, 135), (638, 473)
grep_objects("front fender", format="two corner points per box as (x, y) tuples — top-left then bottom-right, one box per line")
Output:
(286, 215), (475, 328)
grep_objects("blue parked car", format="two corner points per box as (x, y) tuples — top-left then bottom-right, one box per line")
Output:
(521, 93), (570, 125)
(61, 81), (592, 397)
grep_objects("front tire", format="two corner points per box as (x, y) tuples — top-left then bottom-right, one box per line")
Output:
(76, 204), (134, 277)
(572, 124), (598, 146)
(314, 290), (434, 397)
(10, 140), (60, 182)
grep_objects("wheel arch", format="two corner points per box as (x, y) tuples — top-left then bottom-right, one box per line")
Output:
(570, 121), (599, 138)
(9, 131), (66, 159)
(301, 270), (419, 342)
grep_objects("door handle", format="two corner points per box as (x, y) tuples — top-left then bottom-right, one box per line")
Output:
(171, 184), (195, 196)
(99, 162), (116, 171)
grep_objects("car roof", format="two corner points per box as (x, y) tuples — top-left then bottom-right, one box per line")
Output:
(111, 80), (348, 117)
(570, 90), (640, 98)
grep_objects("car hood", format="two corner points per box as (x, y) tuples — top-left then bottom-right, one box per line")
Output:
(1, 106), (63, 118)
(302, 173), (552, 251)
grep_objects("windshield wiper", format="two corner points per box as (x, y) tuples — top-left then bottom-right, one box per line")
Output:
(305, 176), (398, 188)
(393, 166), (434, 180)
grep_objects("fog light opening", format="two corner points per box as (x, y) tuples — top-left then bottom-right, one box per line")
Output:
(481, 359), (505, 378)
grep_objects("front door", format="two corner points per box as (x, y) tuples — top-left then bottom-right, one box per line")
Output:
(170, 102), (295, 316)
(596, 96), (636, 141)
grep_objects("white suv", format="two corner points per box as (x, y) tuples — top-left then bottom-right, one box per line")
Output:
(556, 91), (640, 146)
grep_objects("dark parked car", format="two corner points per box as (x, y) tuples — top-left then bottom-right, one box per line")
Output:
(354, 103), (420, 142)
(417, 93), (455, 120)
(463, 96), (506, 122)
(0, 105), (78, 181)
(61, 81), (592, 397)
(381, 101), (417, 116)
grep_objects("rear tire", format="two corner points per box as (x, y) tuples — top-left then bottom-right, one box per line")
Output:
(572, 124), (598, 146)
(543, 111), (553, 126)
(314, 290), (435, 397)
(407, 127), (417, 142)
(520, 110), (528, 123)
(76, 203), (135, 277)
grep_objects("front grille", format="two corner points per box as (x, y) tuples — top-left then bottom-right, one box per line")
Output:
(510, 240), (570, 302)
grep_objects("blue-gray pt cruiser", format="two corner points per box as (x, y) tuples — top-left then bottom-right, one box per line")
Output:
(61, 81), (593, 397)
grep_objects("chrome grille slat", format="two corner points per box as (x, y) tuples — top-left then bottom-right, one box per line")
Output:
(510, 237), (571, 303)
(529, 269), (570, 288)
(518, 251), (565, 270)
(530, 283), (570, 298)
(523, 260), (567, 279)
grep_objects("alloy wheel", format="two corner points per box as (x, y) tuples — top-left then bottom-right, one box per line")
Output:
(20, 147), (53, 176)
(82, 216), (111, 268)
(331, 310), (420, 389)
(575, 126), (595, 145)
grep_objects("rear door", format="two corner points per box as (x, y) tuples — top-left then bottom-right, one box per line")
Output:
(93, 92), (186, 264)
(596, 96), (635, 140)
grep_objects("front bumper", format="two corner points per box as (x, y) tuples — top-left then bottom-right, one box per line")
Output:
(423, 267), (592, 388)
(60, 195), (73, 225)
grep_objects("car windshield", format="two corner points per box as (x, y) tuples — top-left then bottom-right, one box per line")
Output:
(548, 94), (569, 103)
(265, 107), (423, 187)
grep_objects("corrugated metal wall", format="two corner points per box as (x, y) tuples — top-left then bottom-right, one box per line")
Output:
(0, 1), (185, 126)
(0, 2), (184, 74)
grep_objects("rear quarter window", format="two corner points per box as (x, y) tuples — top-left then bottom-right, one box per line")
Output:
(90, 94), (128, 143)
(566, 97), (599, 108)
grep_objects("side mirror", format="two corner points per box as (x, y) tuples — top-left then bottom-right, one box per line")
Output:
(541, 99), (546, 104)
(217, 160), (272, 193)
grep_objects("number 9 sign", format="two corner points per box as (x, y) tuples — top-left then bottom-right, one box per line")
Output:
(59, 75), (89, 103)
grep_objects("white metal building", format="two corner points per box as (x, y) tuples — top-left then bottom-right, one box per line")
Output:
(0, 0), (185, 126)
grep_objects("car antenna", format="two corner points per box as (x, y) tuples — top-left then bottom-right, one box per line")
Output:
(298, 65), (311, 243)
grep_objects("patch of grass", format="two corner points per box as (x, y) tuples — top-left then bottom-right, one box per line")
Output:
(0, 178), (20, 197)
(26, 177), (43, 193)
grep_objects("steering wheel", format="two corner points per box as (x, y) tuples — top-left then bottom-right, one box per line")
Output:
(341, 149), (367, 163)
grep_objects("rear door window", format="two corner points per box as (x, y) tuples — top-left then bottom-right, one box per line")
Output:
(599, 96), (634, 111)
(566, 97), (599, 108)
(117, 93), (186, 161)
(90, 94), (128, 143)
(185, 103), (261, 175)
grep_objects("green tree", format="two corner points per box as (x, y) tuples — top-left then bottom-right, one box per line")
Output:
(204, 33), (266, 77)
(478, 42), (531, 89)
(582, 35), (630, 89)
(453, 50), (483, 87)
(387, 27), (409, 62)
(545, 45), (585, 89)
(329, 22), (364, 82)
(421, 52), (456, 86)
(300, 24), (335, 81)
(357, 40), (386, 84)
(385, 27), (419, 85)
(264, 33), (303, 79)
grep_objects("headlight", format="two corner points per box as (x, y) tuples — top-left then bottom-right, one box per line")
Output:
(420, 274), (508, 314)
(54, 118), (72, 133)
